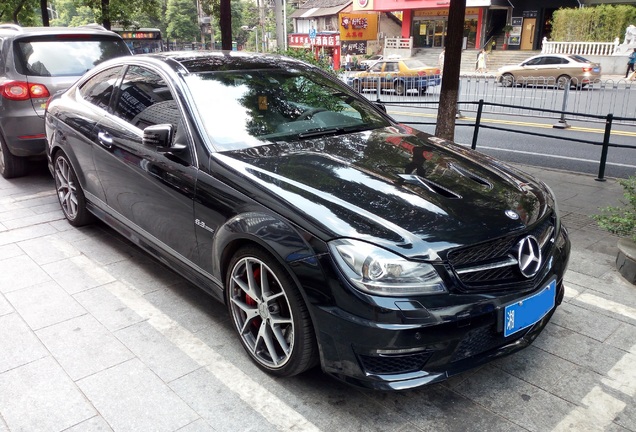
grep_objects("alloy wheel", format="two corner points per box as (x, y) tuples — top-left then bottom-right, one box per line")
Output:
(228, 256), (295, 369)
(55, 156), (79, 220)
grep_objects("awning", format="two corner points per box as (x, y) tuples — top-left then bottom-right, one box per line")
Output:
(289, 5), (348, 19)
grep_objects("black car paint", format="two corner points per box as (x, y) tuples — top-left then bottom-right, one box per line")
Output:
(46, 51), (570, 390)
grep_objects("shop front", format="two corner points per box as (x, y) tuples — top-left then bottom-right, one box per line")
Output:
(411, 8), (481, 49)
(339, 12), (380, 68)
(353, 0), (512, 51)
(288, 32), (342, 69)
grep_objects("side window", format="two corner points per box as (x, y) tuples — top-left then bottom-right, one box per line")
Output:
(384, 63), (399, 72)
(78, 66), (123, 110)
(369, 62), (383, 72)
(524, 58), (541, 66)
(113, 66), (180, 131)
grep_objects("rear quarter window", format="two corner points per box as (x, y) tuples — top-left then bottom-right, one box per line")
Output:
(14, 36), (130, 77)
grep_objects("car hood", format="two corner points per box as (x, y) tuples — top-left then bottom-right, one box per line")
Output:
(213, 125), (553, 259)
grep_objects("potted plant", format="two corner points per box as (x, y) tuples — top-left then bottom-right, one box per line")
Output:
(502, 24), (513, 50)
(593, 175), (636, 284)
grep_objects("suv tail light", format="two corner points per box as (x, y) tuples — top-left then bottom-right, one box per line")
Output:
(1, 81), (50, 101)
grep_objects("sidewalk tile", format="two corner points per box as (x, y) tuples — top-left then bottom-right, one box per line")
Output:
(18, 234), (81, 265)
(115, 321), (200, 383)
(0, 223), (57, 247)
(451, 365), (577, 431)
(0, 313), (48, 373)
(74, 283), (145, 332)
(533, 324), (627, 375)
(0, 244), (22, 261)
(77, 358), (199, 432)
(36, 314), (135, 381)
(550, 302), (622, 342)
(6, 280), (86, 331)
(42, 255), (116, 295)
(105, 257), (183, 295)
(64, 416), (114, 432)
(0, 356), (96, 432)
(0, 255), (51, 294)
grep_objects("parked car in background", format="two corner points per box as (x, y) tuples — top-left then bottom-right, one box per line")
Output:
(347, 58), (441, 95)
(496, 54), (601, 89)
(0, 24), (131, 178)
(46, 51), (570, 391)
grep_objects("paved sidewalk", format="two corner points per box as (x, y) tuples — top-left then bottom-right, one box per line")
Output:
(0, 162), (634, 432)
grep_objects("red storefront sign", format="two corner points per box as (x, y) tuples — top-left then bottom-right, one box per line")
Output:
(288, 33), (341, 47)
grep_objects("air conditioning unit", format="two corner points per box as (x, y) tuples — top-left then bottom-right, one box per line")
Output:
(200, 17), (211, 24)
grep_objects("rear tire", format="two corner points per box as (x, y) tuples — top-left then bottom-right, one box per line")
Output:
(226, 246), (318, 377)
(394, 81), (406, 96)
(53, 151), (93, 227)
(0, 133), (28, 179)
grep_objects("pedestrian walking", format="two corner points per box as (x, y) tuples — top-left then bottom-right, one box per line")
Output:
(345, 52), (352, 71)
(626, 48), (636, 78)
(438, 48), (445, 75)
(476, 49), (487, 74)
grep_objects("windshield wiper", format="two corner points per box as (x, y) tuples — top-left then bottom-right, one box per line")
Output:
(297, 128), (342, 139)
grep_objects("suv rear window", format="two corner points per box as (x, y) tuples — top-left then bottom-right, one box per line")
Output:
(14, 35), (130, 77)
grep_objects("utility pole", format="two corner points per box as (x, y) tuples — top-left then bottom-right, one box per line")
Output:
(274, 0), (286, 50)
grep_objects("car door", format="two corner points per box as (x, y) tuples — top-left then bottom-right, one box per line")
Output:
(92, 65), (200, 263)
(363, 61), (384, 90)
(57, 66), (125, 204)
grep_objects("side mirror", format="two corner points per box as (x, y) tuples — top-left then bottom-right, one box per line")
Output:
(374, 102), (387, 113)
(143, 124), (186, 153)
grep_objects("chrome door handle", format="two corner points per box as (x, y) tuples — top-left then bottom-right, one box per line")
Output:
(97, 132), (113, 148)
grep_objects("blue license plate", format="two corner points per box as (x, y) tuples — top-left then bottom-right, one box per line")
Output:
(504, 280), (556, 337)
(593, 67), (600, 73)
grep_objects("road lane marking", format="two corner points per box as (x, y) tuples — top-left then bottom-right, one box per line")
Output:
(104, 281), (321, 432)
(475, 146), (636, 169)
(387, 110), (636, 137)
(551, 386), (625, 432)
(564, 285), (636, 321)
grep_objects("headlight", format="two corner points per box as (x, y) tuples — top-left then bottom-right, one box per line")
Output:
(329, 239), (446, 296)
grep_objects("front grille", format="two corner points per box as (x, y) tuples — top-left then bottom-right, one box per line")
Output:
(448, 214), (556, 291)
(451, 325), (518, 362)
(358, 351), (432, 375)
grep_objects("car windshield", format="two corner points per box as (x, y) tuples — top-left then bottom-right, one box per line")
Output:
(16, 36), (130, 77)
(185, 68), (391, 151)
(402, 59), (429, 69)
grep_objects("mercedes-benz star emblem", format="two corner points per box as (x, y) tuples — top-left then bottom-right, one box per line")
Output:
(517, 236), (542, 278)
(505, 210), (519, 220)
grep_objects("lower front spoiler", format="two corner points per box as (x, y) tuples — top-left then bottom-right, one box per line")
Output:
(328, 308), (555, 391)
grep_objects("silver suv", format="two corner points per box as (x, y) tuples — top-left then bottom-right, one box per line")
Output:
(0, 24), (131, 178)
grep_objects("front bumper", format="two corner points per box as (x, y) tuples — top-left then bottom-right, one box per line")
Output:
(311, 227), (570, 391)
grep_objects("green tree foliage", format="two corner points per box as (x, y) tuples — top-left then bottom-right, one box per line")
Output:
(47, 0), (162, 30)
(1, 0), (40, 25)
(166, 0), (199, 42)
(551, 4), (636, 42)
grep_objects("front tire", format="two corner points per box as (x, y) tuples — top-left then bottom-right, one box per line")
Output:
(53, 151), (93, 226)
(0, 132), (28, 179)
(557, 75), (571, 90)
(501, 73), (515, 87)
(226, 246), (317, 377)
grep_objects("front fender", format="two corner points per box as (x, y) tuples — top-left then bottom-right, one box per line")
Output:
(211, 211), (329, 304)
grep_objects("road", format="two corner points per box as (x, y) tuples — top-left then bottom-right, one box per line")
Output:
(362, 76), (636, 179)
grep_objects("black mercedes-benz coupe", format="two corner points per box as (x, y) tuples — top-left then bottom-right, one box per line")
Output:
(45, 51), (570, 390)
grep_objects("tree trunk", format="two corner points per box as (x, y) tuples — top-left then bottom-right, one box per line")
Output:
(434, 0), (466, 141)
(101, 0), (111, 30)
(220, 0), (232, 50)
(12, 0), (28, 23)
(41, 0), (49, 26)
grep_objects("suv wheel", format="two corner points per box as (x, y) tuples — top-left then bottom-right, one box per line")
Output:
(0, 133), (28, 179)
